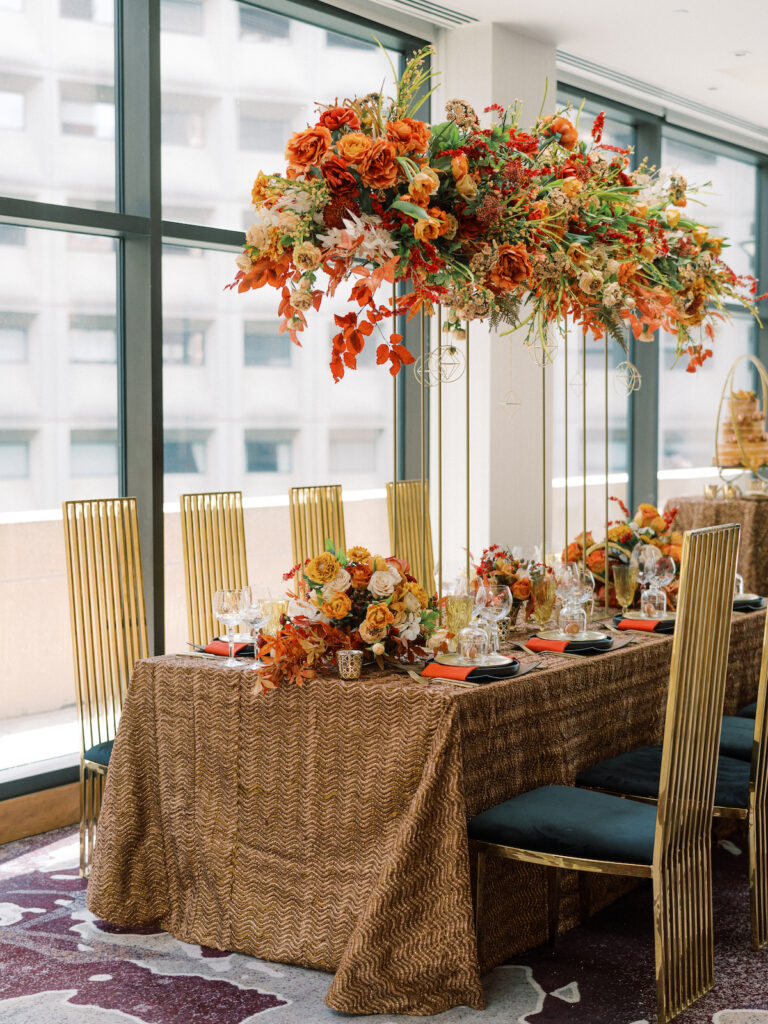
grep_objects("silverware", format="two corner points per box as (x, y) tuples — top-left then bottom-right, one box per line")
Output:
(176, 651), (219, 660)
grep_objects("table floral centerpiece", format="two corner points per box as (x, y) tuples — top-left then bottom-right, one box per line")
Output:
(564, 499), (681, 607)
(473, 544), (533, 631)
(256, 544), (445, 689)
(231, 46), (762, 382)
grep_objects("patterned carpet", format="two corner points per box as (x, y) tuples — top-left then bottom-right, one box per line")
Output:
(1, 826), (767, 1023)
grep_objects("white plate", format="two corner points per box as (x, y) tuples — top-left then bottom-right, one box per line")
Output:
(622, 611), (676, 621)
(735, 594), (762, 603)
(537, 629), (610, 643)
(435, 652), (514, 667)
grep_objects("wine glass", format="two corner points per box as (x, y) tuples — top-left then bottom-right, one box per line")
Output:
(630, 544), (660, 590)
(474, 582), (512, 652)
(531, 576), (555, 631)
(555, 562), (581, 605)
(654, 556), (676, 590)
(734, 573), (745, 596)
(241, 585), (271, 667)
(213, 588), (247, 667)
(612, 565), (637, 618)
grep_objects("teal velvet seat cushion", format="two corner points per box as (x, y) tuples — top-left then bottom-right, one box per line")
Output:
(737, 702), (757, 719)
(83, 739), (113, 766)
(576, 744), (749, 809)
(720, 716), (754, 761)
(467, 784), (657, 865)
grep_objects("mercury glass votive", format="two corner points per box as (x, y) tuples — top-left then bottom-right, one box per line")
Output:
(337, 649), (364, 680)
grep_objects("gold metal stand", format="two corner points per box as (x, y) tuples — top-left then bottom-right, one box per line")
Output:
(392, 283), (398, 556)
(465, 320), (470, 581)
(564, 321), (568, 561)
(542, 360), (547, 564)
(437, 305), (443, 599)
(420, 309), (427, 588)
(604, 337), (609, 614)
(582, 329), (587, 573)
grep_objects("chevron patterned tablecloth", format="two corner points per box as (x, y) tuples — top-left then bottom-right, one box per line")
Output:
(86, 611), (764, 1015)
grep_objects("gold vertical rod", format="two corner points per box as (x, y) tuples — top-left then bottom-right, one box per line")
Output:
(437, 305), (443, 599)
(604, 336), (609, 614)
(392, 283), (398, 558)
(420, 308), (426, 588)
(465, 320), (470, 581)
(564, 320), (568, 561)
(582, 329), (587, 574)
(542, 360), (547, 566)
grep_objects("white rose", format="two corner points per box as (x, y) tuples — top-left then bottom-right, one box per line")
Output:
(235, 252), (253, 273)
(277, 210), (300, 233)
(287, 597), (327, 623)
(403, 591), (421, 614)
(372, 642), (385, 656)
(368, 570), (398, 599)
(245, 223), (270, 249)
(400, 612), (421, 642)
(426, 628), (449, 652)
(322, 568), (351, 599)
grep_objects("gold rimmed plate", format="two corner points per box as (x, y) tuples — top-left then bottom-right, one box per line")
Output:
(537, 629), (610, 643)
(435, 651), (514, 667)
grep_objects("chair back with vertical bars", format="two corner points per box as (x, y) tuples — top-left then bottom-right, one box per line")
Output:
(180, 491), (248, 647)
(651, 522), (739, 1021)
(748, 610), (768, 947)
(288, 485), (346, 566)
(386, 480), (435, 595)
(63, 498), (149, 763)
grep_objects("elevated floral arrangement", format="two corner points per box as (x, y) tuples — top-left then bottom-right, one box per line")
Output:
(231, 45), (762, 381)
(474, 544), (533, 604)
(256, 544), (445, 689)
(564, 499), (681, 605)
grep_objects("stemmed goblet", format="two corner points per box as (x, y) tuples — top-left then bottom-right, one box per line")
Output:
(213, 588), (247, 667)
(241, 585), (272, 668)
(531, 575), (556, 631)
(612, 564), (638, 618)
(474, 582), (513, 653)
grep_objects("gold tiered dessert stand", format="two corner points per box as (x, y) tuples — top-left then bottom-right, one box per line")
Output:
(714, 354), (768, 498)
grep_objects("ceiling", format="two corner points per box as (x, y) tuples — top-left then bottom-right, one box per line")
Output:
(366, 0), (768, 142)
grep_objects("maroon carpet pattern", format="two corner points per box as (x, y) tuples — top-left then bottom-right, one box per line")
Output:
(1, 826), (767, 1022)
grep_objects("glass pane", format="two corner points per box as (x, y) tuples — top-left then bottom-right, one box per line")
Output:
(160, 0), (397, 229)
(162, 243), (393, 652)
(0, 227), (118, 774)
(0, 5), (116, 209)
(661, 133), (757, 279)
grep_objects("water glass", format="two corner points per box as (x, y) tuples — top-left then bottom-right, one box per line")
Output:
(241, 585), (271, 667)
(474, 582), (512, 652)
(531, 576), (555, 630)
(213, 588), (247, 667)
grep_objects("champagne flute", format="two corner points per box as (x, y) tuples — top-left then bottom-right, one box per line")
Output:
(612, 565), (637, 618)
(213, 588), (247, 667)
(241, 585), (271, 667)
(531, 576), (555, 630)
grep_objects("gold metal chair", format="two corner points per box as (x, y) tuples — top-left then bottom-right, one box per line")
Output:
(386, 480), (435, 595)
(288, 485), (346, 565)
(63, 498), (148, 877)
(470, 523), (740, 1023)
(180, 491), (248, 647)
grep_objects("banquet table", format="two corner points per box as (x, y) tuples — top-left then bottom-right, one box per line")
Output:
(87, 611), (764, 1016)
(667, 495), (768, 597)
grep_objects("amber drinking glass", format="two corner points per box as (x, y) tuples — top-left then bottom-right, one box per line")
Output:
(445, 595), (475, 638)
(613, 565), (638, 617)
(532, 576), (555, 629)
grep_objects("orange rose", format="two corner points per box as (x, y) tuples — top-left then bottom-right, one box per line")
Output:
(349, 564), (373, 589)
(451, 153), (469, 179)
(366, 602), (394, 632)
(635, 503), (662, 529)
(561, 176), (582, 198)
(386, 117), (430, 155)
(488, 243), (532, 291)
(336, 132), (372, 165)
(408, 169), (439, 206)
(512, 578), (531, 601)
(285, 125), (332, 171)
(586, 549), (605, 573)
(305, 551), (340, 585)
(542, 116), (578, 150)
(323, 592), (352, 620)
(413, 215), (441, 242)
(321, 155), (359, 196)
(567, 242), (589, 266)
(317, 106), (360, 132)
(357, 138), (398, 189)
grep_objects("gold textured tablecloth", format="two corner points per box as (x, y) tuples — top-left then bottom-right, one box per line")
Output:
(667, 495), (768, 596)
(86, 612), (764, 1015)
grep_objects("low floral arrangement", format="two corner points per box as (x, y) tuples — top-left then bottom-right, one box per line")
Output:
(474, 544), (533, 604)
(564, 499), (681, 605)
(230, 45), (762, 382)
(256, 544), (445, 689)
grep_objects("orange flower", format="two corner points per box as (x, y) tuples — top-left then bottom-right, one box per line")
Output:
(357, 138), (398, 189)
(488, 243), (532, 291)
(386, 117), (430, 155)
(284, 125), (332, 171)
(542, 116), (578, 150)
(317, 106), (360, 132)
(561, 176), (582, 198)
(426, 207), (452, 236)
(635, 503), (662, 529)
(451, 153), (469, 179)
(323, 592), (352, 620)
(349, 564), (373, 589)
(366, 602), (394, 632)
(321, 155), (359, 196)
(567, 242), (589, 266)
(336, 132), (372, 165)
(665, 208), (681, 229)
(413, 215), (441, 242)
(455, 174), (477, 200)
(586, 549), (605, 573)
(347, 545), (371, 561)
(304, 551), (340, 584)
(512, 578), (531, 601)
(408, 168), (439, 206)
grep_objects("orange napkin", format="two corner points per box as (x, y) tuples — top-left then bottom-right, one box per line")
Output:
(526, 637), (569, 653)
(421, 662), (476, 680)
(617, 619), (662, 633)
(204, 640), (252, 656)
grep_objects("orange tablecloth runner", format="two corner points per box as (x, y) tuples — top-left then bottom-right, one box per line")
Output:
(87, 611), (764, 1014)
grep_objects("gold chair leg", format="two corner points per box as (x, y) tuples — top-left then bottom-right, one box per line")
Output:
(546, 867), (560, 953)
(653, 854), (714, 1024)
(749, 808), (768, 949)
(78, 761), (87, 878)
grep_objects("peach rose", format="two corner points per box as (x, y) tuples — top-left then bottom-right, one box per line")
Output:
(512, 578), (531, 601)
(323, 591), (352, 620)
(455, 174), (477, 200)
(357, 138), (398, 190)
(413, 215), (441, 242)
(349, 564), (373, 589)
(366, 602), (394, 632)
(666, 208), (681, 229)
(336, 132), (372, 164)
(635, 503), (662, 529)
(386, 117), (430, 155)
(359, 620), (386, 644)
(293, 242), (322, 272)
(246, 223), (270, 249)
(488, 243), (532, 291)
(289, 289), (313, 312)
(561, 176), (582, 198)
(285, 125), (332, 171)
(368, 569), (399, 598)
(451, 153), (469, 179)
(304, 552), (340, 585)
